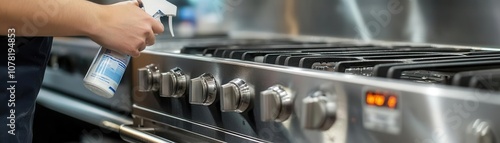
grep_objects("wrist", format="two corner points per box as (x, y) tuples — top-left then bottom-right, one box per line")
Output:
(81, 3), (107, 38)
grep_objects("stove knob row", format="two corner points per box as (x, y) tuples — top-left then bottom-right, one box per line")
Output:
(221, 78), (254, 113)
(189, 73), (218, 105)
(260, 85), (294, 122)
(138, 64), (161, 92)
(138, 66), (337, 130)
(138, 64), (188, 98)
(160, 67), (188, 98)
(301, 91), (337, 130)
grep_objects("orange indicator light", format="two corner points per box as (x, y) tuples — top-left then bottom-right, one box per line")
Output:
(387, 96), (397, 109)
(366, 92), (375, 105)
(375, 95), (385, 106)
(365, 91), (398, 109)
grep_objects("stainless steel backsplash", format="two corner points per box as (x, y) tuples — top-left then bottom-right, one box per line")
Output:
(227, 0), (500, 48)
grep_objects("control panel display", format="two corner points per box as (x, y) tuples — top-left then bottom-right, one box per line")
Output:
(365, 91), (398, 109)
(363, 89), (401, 135)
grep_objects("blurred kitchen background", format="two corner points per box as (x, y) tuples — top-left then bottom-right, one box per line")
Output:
(87, 0), (500, 48)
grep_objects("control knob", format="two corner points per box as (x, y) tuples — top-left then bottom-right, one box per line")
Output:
(138, 64), (161, 92)
(301, 91), (336, 130)
(466, 119), (495, 143)
(260, 85), (294, 122)
(160, 67), (188, 98)
(220, 78), (254, 113)
(189, 73), (217, 105)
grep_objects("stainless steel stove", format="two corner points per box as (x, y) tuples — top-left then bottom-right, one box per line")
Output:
(125, 37), (500, 143)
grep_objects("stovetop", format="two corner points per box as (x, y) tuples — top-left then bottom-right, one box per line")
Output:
(131, 38), (500, 143)
(177, 40), (500, 92)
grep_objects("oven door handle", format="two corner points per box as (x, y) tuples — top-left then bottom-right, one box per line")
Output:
(119, 124), (176, 143)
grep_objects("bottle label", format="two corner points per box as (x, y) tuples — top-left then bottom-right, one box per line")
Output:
(96, 54), (126, 84)
(91, 49), (129, 93)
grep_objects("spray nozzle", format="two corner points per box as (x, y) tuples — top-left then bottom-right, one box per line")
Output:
(138, 0), (177, 37)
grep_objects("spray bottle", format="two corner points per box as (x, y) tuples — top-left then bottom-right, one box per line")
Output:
(84, 0), (177, 98)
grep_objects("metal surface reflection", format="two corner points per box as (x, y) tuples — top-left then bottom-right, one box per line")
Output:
(230, 0), (500, 48)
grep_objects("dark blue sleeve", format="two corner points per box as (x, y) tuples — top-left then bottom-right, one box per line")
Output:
(0, 36), (53, 143)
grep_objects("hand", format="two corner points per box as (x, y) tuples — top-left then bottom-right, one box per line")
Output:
(88, 1), (164, 57)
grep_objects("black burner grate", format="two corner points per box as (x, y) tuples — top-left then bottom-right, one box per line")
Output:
(180, 40), (500, 92)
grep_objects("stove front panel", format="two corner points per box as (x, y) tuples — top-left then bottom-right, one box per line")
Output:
(131, 50), (500, 143)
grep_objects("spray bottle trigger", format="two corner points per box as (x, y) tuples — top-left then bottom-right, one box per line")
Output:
(168, 16), (175, 37)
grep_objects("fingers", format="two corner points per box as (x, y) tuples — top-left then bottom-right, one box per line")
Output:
(130, 48), (141, 57)
(130, 39), (146, 57)
(136, 22), (157, 56)
(151, 20), (165, 34)
(111, 0), (161, 57)
(139, 45), (146, 52)
(131, 0), (164, 34)
(145, 30), (155, 47)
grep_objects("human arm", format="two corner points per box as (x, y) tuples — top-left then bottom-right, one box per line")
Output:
(0, 0), (164, 57)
